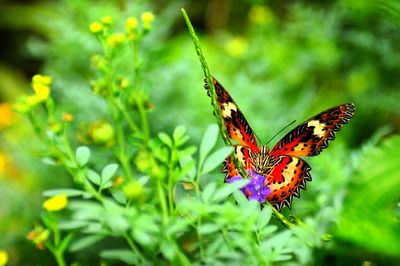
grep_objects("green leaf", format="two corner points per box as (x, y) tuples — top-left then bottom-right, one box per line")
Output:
(173, 125), (187, 146)
(201, 182), (216, 203)
(336, 135), (400, 256)
(87, 169), (101, 185)
(76, 146), (90, 166)
(100, 249), (138, 264)
(199, 124), (219, 164)
(256, 206), (272, 231)
(101, 164), (119, 184)
(69, 235), (105, 252)
(42, 188), (90, 197)
(201, 146), (233, 175)
(212, 179), (249, 202)
(58, 220), (88, 230)
(132, 229), (153, 246)
(262, 230), (292, 251)
(160, 240), (176, 260)
(198, 223), (220, 235)
(232, 190), (248, 207)
(158, 132), (173, 147)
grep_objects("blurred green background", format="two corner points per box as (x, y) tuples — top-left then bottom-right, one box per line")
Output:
(0, 0), (399, 265)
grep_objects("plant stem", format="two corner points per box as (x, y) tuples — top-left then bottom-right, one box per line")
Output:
(271, 206), (294, 229)
(124, 233), (146, 263)
(181, 8), (246, 177)
(157, 180), (169, 225)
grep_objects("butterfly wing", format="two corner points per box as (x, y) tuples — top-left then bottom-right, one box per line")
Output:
(223, 145), (253, 180)
(270, 103), (355, 158)
(265, 156), (311, 211)
(205, 78), (259, 152)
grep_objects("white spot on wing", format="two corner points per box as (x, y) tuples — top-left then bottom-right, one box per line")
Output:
(307, 120), (326, 137)
(222, 102), (237, 118)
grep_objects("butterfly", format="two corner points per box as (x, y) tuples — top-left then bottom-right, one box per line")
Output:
(205, 78), (355, 211)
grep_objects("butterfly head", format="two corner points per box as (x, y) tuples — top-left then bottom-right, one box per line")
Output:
(250, 146), (272, 176)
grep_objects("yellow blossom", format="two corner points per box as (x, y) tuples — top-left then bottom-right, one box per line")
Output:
(125, 17), (138, 30)
(226, 37), (248, 57)
(102, 15), (113, 25)
(32, 74), (52, 86)
(62, 112), (74, 122)
(43, 194), (68, 211)
(0, 103), (14, 129)
(141, 11), (155, 24)
(0, 250), (8, 266)
(141, 11), (155, 30)
(118, 78), (129, 89)
(89, 21), (103, 33)
(106, 33), (125, 48)
(123, 180), (145, 199)
(89, 121), (115, 144)
(113, 176), (125, 187)
(0, 152), (6, 174)
(248, 5), (273, 25)
(32, 83), (50, 101)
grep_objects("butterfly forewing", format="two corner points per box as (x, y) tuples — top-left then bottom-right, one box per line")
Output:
(205, 78), (259, 152)
(269, 103), (355, 158)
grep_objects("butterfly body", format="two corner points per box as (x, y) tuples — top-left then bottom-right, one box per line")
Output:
(205, 78), (355, 211)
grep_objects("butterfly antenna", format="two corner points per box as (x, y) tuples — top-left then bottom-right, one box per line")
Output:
(265, 120), (296, 145)
(254, 131), (263, 144)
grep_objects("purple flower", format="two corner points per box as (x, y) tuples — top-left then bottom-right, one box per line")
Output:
(226, 169), (271, 204)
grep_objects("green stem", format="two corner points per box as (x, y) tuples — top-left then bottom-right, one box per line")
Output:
(157, 180), (169, 225)
(124, 233), (146, 263)
(131, 38), (150, 145)
(181, 8), (246, 177)
(114, 113), (134, 180)
(271, 206), (294, 229)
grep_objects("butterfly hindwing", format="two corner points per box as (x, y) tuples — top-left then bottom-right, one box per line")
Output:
(223, 145), (253, 180)
(266, 156), (311, 211)
(270, 103), (355, 158)
(205, 78), (259, 151)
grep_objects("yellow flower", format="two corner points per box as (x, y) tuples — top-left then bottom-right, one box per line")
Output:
(118, 78), (129, 89)
(106, 33), (125, 48)
(0, 103), (14, 129)
(62, 112), (74, 122)
(0, 152), (6, 174)
(123, 180), (145, 200)
(43, 194), (68, 211)
(141, 11), (155, 29)
(226, 37), (248, 57)
(89, 121), (115, 144)
(89, 21), (103, 33)
(248, 5), (273, 25)
(102, 15), (113, 25)
(113, 176), (125, 187)
(32, 74), (52, 86)
(125, 17), (138, 30)
(141, 11), (155, 24)
(32, 83), (50, 101)
(0, 250), (8, 266)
